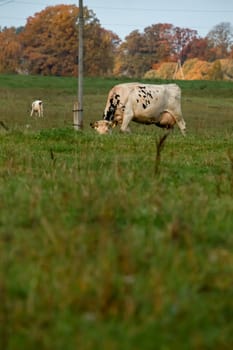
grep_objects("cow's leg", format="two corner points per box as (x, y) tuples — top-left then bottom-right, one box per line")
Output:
(175, 116), (186, 136)
(120, 106), (133, 132)
(30, 109), (34, 117)
(120, 117), (132, 132)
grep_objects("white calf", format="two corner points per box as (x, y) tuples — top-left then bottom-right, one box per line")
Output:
(30, 100), (43, 117)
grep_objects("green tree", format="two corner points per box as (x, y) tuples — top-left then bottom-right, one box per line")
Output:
(114, 30), (150, 77)
(84, 23), (120, 76)
(206, 22), (233, 59)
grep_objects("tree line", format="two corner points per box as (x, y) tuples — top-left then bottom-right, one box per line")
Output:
(0, 4), (233, 78)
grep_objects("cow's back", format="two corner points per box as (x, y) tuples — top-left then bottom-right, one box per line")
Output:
(126, 84), (182, 120)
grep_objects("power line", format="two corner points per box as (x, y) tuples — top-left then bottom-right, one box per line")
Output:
(0, 14), (231, 32)
(0, 1), (232, 37)
(91, 6), (233, 13)
(0, 15), (26, 19)
(1, 1), (233, 12)
(0, 13), (222, 30)
(0, 0), (14, 6)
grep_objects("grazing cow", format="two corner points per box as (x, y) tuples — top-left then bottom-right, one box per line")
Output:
(91, 83), (186, 135)
(30, 100), (43, 117)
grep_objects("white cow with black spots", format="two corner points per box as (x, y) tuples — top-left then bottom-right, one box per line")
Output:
(90, 83), (186, 135)
(30, 100), (43, 117)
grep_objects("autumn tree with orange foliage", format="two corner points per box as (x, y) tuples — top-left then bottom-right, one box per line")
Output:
(0, 4), (120, 76)
(0, 4), (232, 78)
(180, 23), (233, 64)
(0, 27), (22, 73)
(83, 16), (120, 76)
(114, 23), (198, 77)
(181, 38), (212, 62)
(20, 5), (79, 76)
(16, 4), (120, 76)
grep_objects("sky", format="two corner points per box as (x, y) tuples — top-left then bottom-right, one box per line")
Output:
(0, 0), (233, 40)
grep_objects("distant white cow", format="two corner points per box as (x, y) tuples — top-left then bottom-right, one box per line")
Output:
(91, 83), (186, 135)
(30, 100), (43, 117)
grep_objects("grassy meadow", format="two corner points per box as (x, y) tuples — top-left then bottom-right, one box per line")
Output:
(0, 74), (233, 349)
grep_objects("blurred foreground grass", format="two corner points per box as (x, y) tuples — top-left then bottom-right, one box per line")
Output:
(0, 127), (233, 350)
(0, 76), (233, 349)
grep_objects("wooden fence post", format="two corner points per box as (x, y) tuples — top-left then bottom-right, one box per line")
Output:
(73, 101), (81, 130)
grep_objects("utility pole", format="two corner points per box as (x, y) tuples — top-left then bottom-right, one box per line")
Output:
(74, 0), (84, 130)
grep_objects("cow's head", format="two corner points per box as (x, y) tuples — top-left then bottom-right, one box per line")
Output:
(90, 120), (118, 134)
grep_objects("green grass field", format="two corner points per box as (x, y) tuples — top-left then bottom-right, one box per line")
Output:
(0, 75), (233, 350)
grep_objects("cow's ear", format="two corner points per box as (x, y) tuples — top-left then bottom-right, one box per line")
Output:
(111, 120), (118, 128)
(90, 121), (97, 128)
